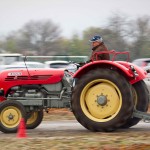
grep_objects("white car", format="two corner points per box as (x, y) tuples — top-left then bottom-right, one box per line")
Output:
(44, 61), (69, 68)
(0, 65), (26, 71)
(143, 66), (150, 80)
(11, 61), (45, 68)
(132, 58), (150, 67)
(44, 60), (77, 73)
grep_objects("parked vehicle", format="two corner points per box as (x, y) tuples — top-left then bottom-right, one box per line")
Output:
(44, 60), (69, 68)
(0, 65), (26, 71)
(0, 53), (23, 65)
(12, 61), (45, 68)
(143, 66), (150, 81)
(44, 60), (77, 73)
(132, 58), (150, 67)
(0, 50), (149, 133)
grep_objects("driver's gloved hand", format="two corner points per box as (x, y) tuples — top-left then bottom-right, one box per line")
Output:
(77, 62), (86, 67)
(77, 60), (91, 67)
(86, 60), (91, 63)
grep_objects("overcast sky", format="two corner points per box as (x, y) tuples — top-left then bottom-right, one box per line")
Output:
(0, 0), (150, 37)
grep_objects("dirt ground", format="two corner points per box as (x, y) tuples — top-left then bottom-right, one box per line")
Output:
(0, 109), (150, 150)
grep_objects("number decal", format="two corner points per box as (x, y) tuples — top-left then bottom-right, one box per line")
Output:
(8, 72), (22, 76)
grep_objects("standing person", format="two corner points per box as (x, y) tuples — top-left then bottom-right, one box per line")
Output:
(89, 35), (110, 61)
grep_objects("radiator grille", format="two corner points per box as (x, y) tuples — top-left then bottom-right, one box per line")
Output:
(5, 75), (51, 81)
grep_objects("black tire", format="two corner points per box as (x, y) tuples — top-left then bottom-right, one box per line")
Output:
(0, 100), (26, 133)
(26, 110), (43, 129)
(72, 68), (134, 132)
(121, 80), (149, 128)
(16, 88), (45, 129)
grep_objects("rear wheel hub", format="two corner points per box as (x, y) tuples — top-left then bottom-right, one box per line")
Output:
(97, 95), (107, 106)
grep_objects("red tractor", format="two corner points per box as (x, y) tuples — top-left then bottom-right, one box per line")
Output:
(0, 50), (149, 133)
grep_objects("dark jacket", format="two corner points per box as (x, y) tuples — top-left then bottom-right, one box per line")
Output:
(90, 42), (110, 61)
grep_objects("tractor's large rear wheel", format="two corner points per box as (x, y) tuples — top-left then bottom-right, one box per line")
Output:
(0, 100), (26, 133)
(72, 68), (134, 132)
(121, 80), (149, 128)
(26, 110), (43, 129)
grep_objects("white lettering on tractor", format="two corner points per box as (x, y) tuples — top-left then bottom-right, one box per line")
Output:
(8, 72), (22, 76)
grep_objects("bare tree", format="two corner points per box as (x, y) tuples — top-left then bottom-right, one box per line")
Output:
(130, 16), (150, 59)
(107, 12), (130, 38)
(18, 20), (62, 55)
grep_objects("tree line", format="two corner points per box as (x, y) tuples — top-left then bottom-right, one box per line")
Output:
(0, 13), (150, 61)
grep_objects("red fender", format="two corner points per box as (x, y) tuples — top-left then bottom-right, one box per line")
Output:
(73, 60), (147, 84)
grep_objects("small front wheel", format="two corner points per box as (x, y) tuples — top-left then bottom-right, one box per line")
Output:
(26, 110), (43, 129)
(0, 100), (26, 133)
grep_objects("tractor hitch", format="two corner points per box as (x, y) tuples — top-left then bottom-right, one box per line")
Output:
(133, 109), (150, 122)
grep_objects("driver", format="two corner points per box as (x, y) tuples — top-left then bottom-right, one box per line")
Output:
(89, 35), (110, 61)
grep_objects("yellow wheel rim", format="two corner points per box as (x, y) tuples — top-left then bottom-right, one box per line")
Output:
(27, 112), (38, 125)
(80, 79), (122, 122)
(0, 106), (22, 128)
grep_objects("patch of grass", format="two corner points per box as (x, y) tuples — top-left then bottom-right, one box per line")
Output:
(0, 137), (150, 150)
(1, 108), (150, 149)
(43, 108), (75, 121)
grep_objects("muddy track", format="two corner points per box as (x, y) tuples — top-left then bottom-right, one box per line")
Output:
(0, 110), (150, 150)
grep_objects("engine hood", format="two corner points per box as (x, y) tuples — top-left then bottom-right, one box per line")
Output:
(0, 68), (64, 84)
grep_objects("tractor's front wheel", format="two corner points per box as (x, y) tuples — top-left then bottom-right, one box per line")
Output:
(72, 68), (134, 132)
(0, 100), (26, 133)
(26, 110), (43, 129)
